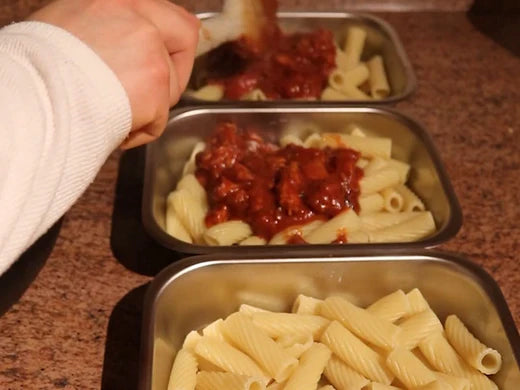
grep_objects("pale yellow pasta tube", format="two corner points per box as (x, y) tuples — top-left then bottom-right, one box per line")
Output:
(341, 84), (371, 100)
(321, 87), (350, 101)
(342, 26), (367, 69)
(320, 296), (401, 351)
(182, 331), (202, 351)
(444, 315), (502, 375)
(194, 337), (268, 380)
(385, 160), (410, 184)
(323, 354), (370, 390)
(277, 333), (314, 359)
(367, 211), (436, 243)
(435, 372), (470, 390)
(239, 236), (267, 246)
(304, 209), (361, 244)
(406, 288), (430, 315)
(186, 84), (224, 101)
(239, 304), (270, 316)
(283, 343), (332, 390)
(269, 220), (324, 245)
(360, 212), (418, 232)
(320, 321), (394, 384)
(335, 48), (351, 71)
(418, 332), (467, 376)
(366, 289), (410, 323)
(359, 169), (401, 195)
(168, 189), (207, 243)
(251, 312), (329, 340)
(292, 295), (323, 315)
(176, 173), (207, 204)
(367, 55), (390, 99)
(329, 64), (369, 91)
(386, 347), (437, 389)
(196, 371), (266, 390)
(167, 349), (198, 390)
(359, 193), (385, 214)
(363, 157), (389, 176)
(381, 187), (404, 213)
(203, 221), (253, 246)
(201, 318), (226, 340)
(182, 141), (206, 176)
(415, 381), (444, 390)
(317, 386), (336, 390)
(303, 133), (325, 148)
(222, 312), (298, 383)
(165, 206), (193, 243)
(398, 309), (443, 350)
(321, 133), (392, 159)
(241, 88), (268, 101)
(395, 184), (426, 212)
(364, 384), (402, 390)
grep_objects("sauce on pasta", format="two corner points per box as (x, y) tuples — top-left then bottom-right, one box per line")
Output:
(205, 28), (336, 99)
(195, 122), (363, 240)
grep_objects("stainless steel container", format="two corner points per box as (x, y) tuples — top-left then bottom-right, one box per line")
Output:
(142, 106), (461, 253)
(184, 12), (415, 104)
(138, 252), (520, 390)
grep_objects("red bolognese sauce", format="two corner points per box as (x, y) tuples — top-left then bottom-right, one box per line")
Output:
(195, 121), (363, 242)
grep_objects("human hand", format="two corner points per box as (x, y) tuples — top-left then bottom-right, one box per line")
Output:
(29, 0), (199, 149)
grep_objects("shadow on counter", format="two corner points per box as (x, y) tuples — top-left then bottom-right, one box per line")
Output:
(111, 147), (186, 277)
(468, 0), (520, 58)
(0, 219), (63, 316)
(101, 283), (149, 390)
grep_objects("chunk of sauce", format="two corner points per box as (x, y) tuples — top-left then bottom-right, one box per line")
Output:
(195, 122), (363, 242)
(206, 28), (336, 100)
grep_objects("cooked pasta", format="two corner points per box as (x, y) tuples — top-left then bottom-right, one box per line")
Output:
(194, 10), (394, 101)
(385, 347), (437, 388)
(320, 321), (394, 384)
(323, 354), (370, 389)
(320, 296), (401, 351)
(282, 343), (331, 390)
(444, 314), (502, 375)
(195, 371), (266, 390)
(194, 337), (268, 380)
(167, 349), (198, 390)
(167, 289), (501, 390)
(165, 122), (436, 246)
(222, 312), (298, 382)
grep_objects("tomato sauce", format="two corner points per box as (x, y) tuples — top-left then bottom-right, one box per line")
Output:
(195, 122), (363, 241)
(205, 27), (336, 99)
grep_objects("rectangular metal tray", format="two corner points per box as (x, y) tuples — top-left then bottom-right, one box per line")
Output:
(138, 251), (520, 390)
(184, 12), (415, 104)
(142, 106), (461, 253)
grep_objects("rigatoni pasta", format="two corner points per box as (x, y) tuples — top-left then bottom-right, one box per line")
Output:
(165, 121), (437, 246)
(166, 289), (502, 390)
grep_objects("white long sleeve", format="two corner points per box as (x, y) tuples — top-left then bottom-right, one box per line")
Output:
(0, 22), (132, 274)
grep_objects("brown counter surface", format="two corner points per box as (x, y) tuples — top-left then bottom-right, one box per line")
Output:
(0, 3), (519, 389)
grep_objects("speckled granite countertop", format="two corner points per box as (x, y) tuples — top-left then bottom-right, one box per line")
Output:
(0, 1), (519, 389)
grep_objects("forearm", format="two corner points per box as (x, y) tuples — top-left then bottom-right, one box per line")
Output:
(0, 22), (131, 273)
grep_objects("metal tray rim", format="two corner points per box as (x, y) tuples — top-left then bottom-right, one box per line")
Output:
(142, 105), (463, 254)
(183, 11), (416, 105)
(138, 250), (520, 390)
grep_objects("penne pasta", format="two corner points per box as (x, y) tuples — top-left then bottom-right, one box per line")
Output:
(444, 315), (502, 375)
(359, 193), (385, 214)
(283, 343), (332, 390)
(342, 26), (367, 69)
(304, 210), (361, 244)
(386, 347), (437, 389)
(168, 189), (207, 243)
(367, 55), (390, 99)
(398, 309), (443, 350)
(367, 211), (436, 243)
(239, 236), (268, 246)
(381, 187), (404, 213)
(269, 220), (324, 245)
(167, 349), (198, 390)
(320, 296), (401, 351)
(195, 371), (266, 390)
(251, 312), (329, 340)
(292, 294), (323, 315)
(186, 84), (224, 101)
(324, 354), (370, 390)
(367, 289), (410, 323)
(222, 312), (298, 383)
(394, 184), (426, 212)
(320, 321), (394, 384)
(203, 221), (253, 246)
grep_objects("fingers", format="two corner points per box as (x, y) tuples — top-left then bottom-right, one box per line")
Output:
(137, 0), (199, 95)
